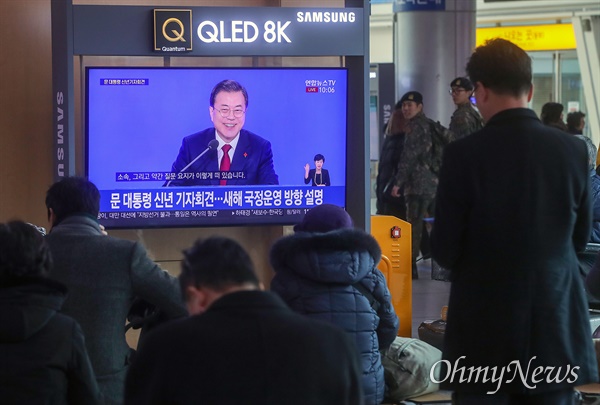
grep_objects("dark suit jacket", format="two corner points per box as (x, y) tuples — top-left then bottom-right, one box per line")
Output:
(304, 168), (331, 186)
(431, 108), (597, 393)
(46, 215), (187, 404)
(168, 128), (279, 186)
(124, 290), (364, 405)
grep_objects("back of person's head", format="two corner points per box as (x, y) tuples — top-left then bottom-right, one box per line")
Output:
(179, 237), (260, 292)
(210, 79), (249, 107)
(387, 108), (407, 135)
(540, 102), (564, 125)
(567, 111), (586, 132)
(466, 38), (532, 98)
(45, 177), (100, 225)
(0, 221), (52, 283)
(293, 204), (353, 233)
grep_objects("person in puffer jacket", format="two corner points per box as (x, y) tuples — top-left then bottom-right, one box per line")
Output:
(270, 204), (399, 405)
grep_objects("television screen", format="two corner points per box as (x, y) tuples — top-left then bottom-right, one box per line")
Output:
(86, 67), (347, 228)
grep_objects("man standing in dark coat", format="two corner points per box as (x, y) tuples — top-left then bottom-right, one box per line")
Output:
(431, 38), (597, 404)
(125, 236), (364, 405)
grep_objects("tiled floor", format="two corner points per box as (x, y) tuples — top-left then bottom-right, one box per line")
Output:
(411, 258), (451, 338)
(402, 258), (453, 405)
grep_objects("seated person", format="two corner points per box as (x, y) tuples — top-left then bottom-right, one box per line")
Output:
(270, 204), (399, 405)
(576, 137), (600, 307)
(585, 252), (600, 307)
(304, 153), (331, 186)
(0, 221), (101, 404)
(44, 177), (187, 404)
(125, 236), (363, 404)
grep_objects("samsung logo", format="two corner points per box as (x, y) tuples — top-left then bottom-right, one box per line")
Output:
(296, 11), (356, 23)
(56, 91), (65, 177)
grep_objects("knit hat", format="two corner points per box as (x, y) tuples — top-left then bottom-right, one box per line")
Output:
(399, 91), (423, 105)
(450, 77), (474, 91)
(293, 204), (353, 233)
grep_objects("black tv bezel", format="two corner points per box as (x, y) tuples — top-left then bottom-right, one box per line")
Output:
(84, 65), (350, 229)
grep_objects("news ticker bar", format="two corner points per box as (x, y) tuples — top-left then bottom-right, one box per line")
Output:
(98, 207), (311, 228)
(98, 186), (345, 212)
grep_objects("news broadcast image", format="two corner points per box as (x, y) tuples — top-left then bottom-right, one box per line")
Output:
(86, 67), (348, 228)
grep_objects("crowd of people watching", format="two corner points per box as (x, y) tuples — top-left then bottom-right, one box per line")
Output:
(0, 177), (398, 405)
(2, 37), (600, 405)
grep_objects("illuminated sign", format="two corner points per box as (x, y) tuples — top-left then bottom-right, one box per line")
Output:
(74, 6), (364, 56)
(476, 24), (576, 51)
(154, 9), (193, 52)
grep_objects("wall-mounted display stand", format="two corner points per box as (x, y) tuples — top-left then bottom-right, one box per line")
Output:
(51, 0), (371, 230)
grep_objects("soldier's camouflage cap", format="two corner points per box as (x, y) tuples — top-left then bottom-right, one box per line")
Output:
(450, 77), (474, 91)
(400, 91), (423, 105)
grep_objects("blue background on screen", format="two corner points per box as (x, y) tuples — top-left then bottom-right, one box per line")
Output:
(86, 68), (348, 190)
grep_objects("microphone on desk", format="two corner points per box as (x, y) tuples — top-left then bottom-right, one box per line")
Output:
(165, 139), (220, 187)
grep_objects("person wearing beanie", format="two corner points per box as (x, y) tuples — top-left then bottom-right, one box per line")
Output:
(448, 77), (484, 140)
(270, 204), (399, 405)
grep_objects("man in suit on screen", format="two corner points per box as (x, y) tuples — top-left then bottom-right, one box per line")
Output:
(166, 79), (279, 186)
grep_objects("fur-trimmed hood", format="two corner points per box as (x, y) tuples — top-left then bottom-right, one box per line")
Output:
(269, 228), (382, 284)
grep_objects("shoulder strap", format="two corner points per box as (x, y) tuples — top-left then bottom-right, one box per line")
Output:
(352, 282), (381, 312)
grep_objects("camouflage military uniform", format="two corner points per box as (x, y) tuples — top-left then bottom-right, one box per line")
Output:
(394, 112), (438, 197)
(394, 111), (437, 276)
(449, 102), (484, 140)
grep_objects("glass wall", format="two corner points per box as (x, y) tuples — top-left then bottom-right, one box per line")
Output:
(530, 50), (589, 136)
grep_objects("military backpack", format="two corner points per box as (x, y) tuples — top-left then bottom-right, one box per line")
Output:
(427, 119), (454, 174)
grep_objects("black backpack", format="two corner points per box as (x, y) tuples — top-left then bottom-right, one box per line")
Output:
(428, 119), (454, 174)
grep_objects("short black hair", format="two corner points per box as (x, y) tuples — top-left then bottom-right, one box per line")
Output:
(567, 111), (586, 131)
(540, 102), (564, 125)
(314, 154), (325, 162)
(466, 38), (532, 98)
(0, 221), (52, 282)
(45, 177), (100, 225)
(179, 237), (259, 292)
(209, 80), (249, 107)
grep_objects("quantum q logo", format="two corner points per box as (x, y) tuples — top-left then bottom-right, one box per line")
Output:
(154, 9), (193, 52)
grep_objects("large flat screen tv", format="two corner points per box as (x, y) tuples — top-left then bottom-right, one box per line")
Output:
(86, 67), (347, 228)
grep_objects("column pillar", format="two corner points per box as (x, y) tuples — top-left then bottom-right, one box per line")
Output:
(393, 0), (476, 125)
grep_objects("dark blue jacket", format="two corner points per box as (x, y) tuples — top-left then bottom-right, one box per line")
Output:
(270, 228), (399, 405)
(591, 171), (600, 243)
